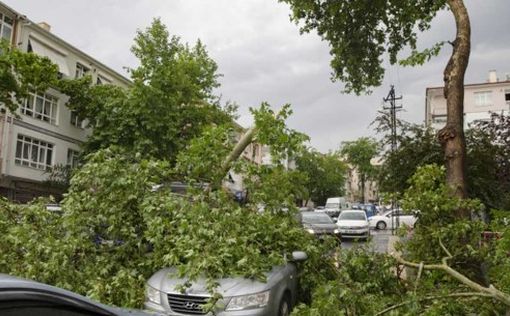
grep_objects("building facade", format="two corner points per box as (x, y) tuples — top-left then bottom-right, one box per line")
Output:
(426, 70), (510, 129)
(344, 157), (381, 204)
(0, 2), (130, 202)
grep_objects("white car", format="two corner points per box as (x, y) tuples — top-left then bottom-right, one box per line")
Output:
(336, 210), (370, 240)
(369, 210), (417, 230)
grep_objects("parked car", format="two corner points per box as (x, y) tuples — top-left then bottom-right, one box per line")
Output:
(336, 210), (370, 240)
(0, 273), (160, 316)
(144, 252), (307, 316)
(300, 211), (341, 240)
(368, 210), (418, 230)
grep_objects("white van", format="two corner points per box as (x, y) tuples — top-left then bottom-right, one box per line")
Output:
(324, 197), (348, 219)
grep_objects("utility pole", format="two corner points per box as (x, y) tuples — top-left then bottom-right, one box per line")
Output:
(383, 85), (402, 235)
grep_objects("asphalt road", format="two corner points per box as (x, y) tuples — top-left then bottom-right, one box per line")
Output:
(340, 229), (392, 253)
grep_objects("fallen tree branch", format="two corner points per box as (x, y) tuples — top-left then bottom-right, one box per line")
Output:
(391, 251), (510, 306)
(220, 126), (256, 178)
(375, 292), (493, 315)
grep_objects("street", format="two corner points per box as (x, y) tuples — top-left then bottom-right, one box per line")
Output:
(341, 229), (392, 253)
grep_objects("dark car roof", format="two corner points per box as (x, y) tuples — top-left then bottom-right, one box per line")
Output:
(0, 274), (158, 316)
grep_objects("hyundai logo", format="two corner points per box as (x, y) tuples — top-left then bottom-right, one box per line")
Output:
(184, 301), (198, 310)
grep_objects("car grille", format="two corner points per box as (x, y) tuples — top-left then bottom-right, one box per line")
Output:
(167, 293), (209, 315)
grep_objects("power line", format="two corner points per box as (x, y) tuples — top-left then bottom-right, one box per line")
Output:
(382, 85), (402, 235)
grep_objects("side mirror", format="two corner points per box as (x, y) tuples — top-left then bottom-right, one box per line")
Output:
(291, 251), (308, 262)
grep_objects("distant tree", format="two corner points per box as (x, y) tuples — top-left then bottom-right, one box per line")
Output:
(340, 137), (378, 203)
(296, 149), (347, 206)
(281, 0), (472, 217)
(376, 112), (510, 211)
(58, 19), (235, 161)
(468, 113), (510, 210)
(373, 111), (444, 195)
(0, 41), (59, 113)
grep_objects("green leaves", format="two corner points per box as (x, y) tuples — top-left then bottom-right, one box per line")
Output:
(59, 19), (232, 162)
(295, 149), (347, 205)
(400, 42), (446, 67)
(0, 40), (59, 113)
(280, 0), (448, 94)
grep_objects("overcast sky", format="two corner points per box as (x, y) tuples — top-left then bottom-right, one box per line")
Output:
(5, 0), (509, 152)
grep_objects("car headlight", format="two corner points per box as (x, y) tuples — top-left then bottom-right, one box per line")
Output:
(306, 228), (315, 234)
(334, 229), (340, 234)
(226, 290), (270, 311)
(146, 285), (161, 305)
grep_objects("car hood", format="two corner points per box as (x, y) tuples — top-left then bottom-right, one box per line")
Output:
(148, 266), (288, 297)
(336, 220), (368, 227)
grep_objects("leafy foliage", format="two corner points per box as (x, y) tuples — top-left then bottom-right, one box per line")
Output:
(0, 40), (59, 113)
(0, 103), (337, 309)
(293, 248), (407, 315)
(280, 0), (447, 94)
(375, 115), (443, 195)
(58, 19), (234, 161)
(471, 113), (510, 210)
(398, 164), (510, 314)
(376, 112), (510, 211)
(295, 149), (347, 206)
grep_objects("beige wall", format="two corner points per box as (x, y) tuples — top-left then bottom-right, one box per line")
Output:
(426, 76), (510, 129)
(0, 2), (131, 200)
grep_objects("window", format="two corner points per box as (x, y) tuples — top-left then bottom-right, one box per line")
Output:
(432, 115), (447, 124)
(21, 91), (58, 125)
(0, 13), (13, 42)
(505, 89), (510, 103)
(67, 149), (80, 168)
(474, 91), (492, 107)
(15, 134), (53, 170)
(96, 74), (111, 85)
(75, 63), (89, 79)
(70, 110), (83, 128)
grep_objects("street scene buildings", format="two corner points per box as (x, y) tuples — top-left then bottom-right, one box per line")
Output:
(426, 70), (510, 129)
(0, 1), (130, 202)
(1, 0), (510, 314)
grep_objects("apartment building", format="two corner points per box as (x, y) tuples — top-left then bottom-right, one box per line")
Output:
(426, 70), (510, 129)
(0, 2), (131, 202)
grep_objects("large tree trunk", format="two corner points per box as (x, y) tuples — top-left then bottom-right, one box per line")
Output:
(438, 0), (470, 217)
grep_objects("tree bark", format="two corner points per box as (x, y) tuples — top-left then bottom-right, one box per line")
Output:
(220, 127), (256, 181)
(438, 0), (470, 217)
(360, 174), (366, 203)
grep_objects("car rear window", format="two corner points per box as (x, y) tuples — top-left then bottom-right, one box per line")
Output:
(338, 212), (366, 221)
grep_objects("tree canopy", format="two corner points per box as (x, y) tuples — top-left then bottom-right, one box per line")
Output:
(0, 41), (59, 113)
(58, 19), (235, 161)
(295, 149), (347, 206)
(279, 0), (447, 95)
(376, 113), (510, 211)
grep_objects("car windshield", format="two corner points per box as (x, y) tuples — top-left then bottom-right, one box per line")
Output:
(338, 212), (366, 221)
(302, 212), (333, 224)
(325, 203), (339, 208)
